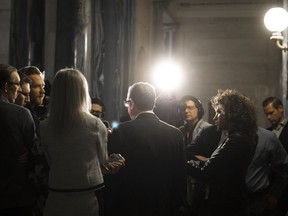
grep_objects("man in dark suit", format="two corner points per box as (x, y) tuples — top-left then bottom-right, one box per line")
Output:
(0, 64), (36, 215)
(262, 97), (288, 216)
(104, 82), (186, 216)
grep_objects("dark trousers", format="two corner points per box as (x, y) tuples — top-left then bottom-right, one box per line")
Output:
(248, 188), (281, 216)
(0, 207), (33, 216)
(277, 186), (288, 216)
(95, 189), (104, 216)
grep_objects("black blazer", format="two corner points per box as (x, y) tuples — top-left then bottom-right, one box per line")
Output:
(186, 125), (221, 160)
(0, 97), (36, 208)
(187, 132), (255, 216)
(105, 112), (186, 216)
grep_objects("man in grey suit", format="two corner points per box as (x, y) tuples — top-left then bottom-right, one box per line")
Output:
(0, 64), (36, 215)
(105, 82), (186, 216)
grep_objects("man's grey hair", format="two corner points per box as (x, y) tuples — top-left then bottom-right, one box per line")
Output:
(128, 82), (156, 110)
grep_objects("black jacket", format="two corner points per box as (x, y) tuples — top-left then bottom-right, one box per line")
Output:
(105, 112), (186, 216)
(187, 132), (255, 216)
(186, 125), (221, 160)
(0, 96), (36, 208)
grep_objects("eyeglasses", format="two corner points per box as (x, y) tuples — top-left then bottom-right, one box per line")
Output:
(186, 106), (197, 111)
(91, 110), (103, 118)
(7, 82), (20, 87)
(123, 100), (131, 107)
(19, 91), (30, 97)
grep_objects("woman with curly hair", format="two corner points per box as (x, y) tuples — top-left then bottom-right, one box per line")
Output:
(187, 89), (257, 216)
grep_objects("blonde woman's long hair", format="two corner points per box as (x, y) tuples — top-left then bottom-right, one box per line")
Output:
(48, 68), (91, 136)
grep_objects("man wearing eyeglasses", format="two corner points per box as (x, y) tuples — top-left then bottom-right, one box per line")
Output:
(15, 72), (31, 107)
(105, 82), (186, 216)
(91, 97), (111, 130)
(179, 95), (211, 146)
(178, 95), (211, 215)
(0, 64), (36, 215)
(0, 64), (21, 103)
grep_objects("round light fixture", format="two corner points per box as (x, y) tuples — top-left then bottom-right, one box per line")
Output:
(264, 7), (288, 32)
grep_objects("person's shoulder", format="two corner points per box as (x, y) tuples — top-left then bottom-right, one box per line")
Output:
(159, 119), (183, 134)
(225, 133), (254, 153)
(202, 124), (217, 131)
(257, 127), (282, 147)
(0, 100), (18, 109)
(257, 127), (275, 137)
(86, 112), (106, 127)
(199, 124), (219, 136)
(228, 131), (250, 143)
(2, 103), (34, 124)
(199, 119), (211, 127)
(257, 127), (274, 141)
(5, 102), (31, 115)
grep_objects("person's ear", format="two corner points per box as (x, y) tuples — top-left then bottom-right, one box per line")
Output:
(278, 105), (284, 113)
(130, 99), (135, 110)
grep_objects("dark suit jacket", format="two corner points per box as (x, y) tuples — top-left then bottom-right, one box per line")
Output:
(187, 132), (255, 216)
(0, 96), (36, 209)
(267, 124), (288, 154)
(105, 112), (186, 216)
(186, 125), (221, 160)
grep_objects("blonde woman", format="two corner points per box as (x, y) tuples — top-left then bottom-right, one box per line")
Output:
(40, 68), (108, 216)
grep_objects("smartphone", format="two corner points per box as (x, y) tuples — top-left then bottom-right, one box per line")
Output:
(109, 153), (125, 163)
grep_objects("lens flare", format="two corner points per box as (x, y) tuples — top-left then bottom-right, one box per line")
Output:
(111, 121), (119, 129)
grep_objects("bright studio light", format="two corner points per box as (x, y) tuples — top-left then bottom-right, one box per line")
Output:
(152, 60), (183, 91)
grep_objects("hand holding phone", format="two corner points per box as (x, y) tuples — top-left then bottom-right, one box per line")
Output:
(102, 153), (125, 174)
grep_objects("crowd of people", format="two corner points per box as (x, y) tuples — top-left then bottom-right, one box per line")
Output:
(1, 63), (288, 216)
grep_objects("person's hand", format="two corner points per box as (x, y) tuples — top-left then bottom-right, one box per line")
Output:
(187, 160), (200, 168)
(187, 160), (196, 166)
(101, 154), (125, 174)
(194, 155), (208, 166)
(18, 148), (29, 169)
